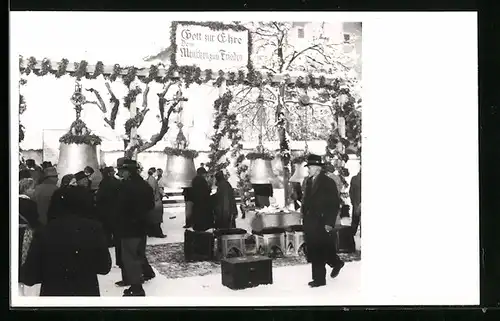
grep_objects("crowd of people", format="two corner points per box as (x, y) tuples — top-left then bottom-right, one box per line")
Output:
(18, 157), (241, 297)
(18, 153), (361, 294)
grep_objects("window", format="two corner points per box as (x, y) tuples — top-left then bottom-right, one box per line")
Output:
(298, 28), (304, 39)
(344, 33), (351, 42)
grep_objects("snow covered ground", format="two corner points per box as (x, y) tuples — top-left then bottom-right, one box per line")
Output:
(21, 205), (361, 303)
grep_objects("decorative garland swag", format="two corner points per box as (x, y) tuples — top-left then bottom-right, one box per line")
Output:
(20, 56), (351, 91)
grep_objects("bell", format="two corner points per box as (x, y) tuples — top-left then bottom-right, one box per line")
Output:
(249, 158), (277, 184)
(161, 155), (196, 189)
(57, 143), (102, 186)
(289, 162), (309, 183)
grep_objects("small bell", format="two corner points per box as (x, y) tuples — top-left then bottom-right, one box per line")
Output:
(171, 71), (180, 80)
(289, 162), (309, 183)
(249, 158), (277, 184)
(57, 142), (102, 186)
(161, 154), (196, 189)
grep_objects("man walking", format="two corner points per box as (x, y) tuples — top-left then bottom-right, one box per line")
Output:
(301, 154), (344, 287)
(115, 158), (156, 296)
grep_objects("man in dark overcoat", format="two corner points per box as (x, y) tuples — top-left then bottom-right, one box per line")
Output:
(213, 171), (238, 229)
(190, 167), (213, 231)
(95, 166), (121, 247)
(115, 158), (156, 296)
(301, 154), (345, 287)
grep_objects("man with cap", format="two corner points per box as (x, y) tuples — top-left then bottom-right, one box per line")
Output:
(95, 166), (121, 247)
(69, 171), (97, 220)
(33, 166), (59, 225)
(301, 154), (344, 287)
(189, 167), (213, 231)
(114, 158), (156, 296)
(25, 159), (43, 185)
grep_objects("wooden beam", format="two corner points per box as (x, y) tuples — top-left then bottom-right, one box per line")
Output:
(19, 59), (339, 86)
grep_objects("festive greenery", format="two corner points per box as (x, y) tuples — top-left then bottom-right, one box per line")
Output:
(246, 151), (275, 161)
(164, 147), (199, 159)
(19, 56), (342, 90)
(123, 87), (142, 109)
(59, 119), (102, 146)
(205, 91), (235, 184)
(291, 153), (310, 164)
(323, 86), (360, 188)
(19, 78), (27, 143)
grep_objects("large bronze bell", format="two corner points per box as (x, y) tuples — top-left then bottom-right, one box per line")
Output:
(289, 162), (309, 183)
(57, 143), (102, 186)
(160, 155), (196, 189)
(249, 158), (278, 184)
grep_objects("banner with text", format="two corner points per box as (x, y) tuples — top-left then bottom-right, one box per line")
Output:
(175, 23), (249, 70)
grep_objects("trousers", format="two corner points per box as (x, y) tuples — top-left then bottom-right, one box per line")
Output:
(120, 236), (154, 284)
(309, 232), (342, 283)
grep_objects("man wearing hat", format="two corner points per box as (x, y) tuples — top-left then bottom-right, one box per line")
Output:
(189, 167), (213, 231)
(95, 166), (121, 247)
(33, 166), (59, 225)
(25, 159), (43, 185)
(301, 154), (345, 287)
(70, 171), (97, 220)
(74, 171), (91, 190)
(114, 158), (156, 296)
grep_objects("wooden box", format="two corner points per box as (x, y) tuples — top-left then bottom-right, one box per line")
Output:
(184, 229), (215, 262)
(221, 255), (273, 290)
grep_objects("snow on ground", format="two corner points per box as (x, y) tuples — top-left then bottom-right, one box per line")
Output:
(22, 205), (361, 303)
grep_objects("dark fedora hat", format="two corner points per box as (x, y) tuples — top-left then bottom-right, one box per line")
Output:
(304, 154), (326, 167)
(196, 167), (208, 175)
(74, 171), (87, 181)
(117, 159), (139, 170)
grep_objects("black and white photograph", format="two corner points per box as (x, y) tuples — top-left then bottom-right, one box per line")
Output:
(10, 11), (479, 307)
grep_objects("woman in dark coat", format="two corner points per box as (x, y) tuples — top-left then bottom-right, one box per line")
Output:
(213, 171), (238, 229)
(19, 179), (41, 273)
(301, 154), (344, 287)
(21, 187), (112, 296)
(190, 167), (213, 231)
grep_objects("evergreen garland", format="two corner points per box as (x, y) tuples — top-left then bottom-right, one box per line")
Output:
(246, 151), (275, 161)
(164, 147), (199, 159)
(206, 91), (234, 183)
(324, 87), (360, 189)
(123, 87), (142, 109)
(59, 119), (102, 146)
(55, 58), (69, 78)
(19, 78), (27, 143)
(20, 57), (341, 90)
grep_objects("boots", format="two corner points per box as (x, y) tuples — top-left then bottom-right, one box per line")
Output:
(123, 285), (145, 296)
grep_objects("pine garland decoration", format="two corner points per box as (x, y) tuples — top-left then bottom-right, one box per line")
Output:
(206, 91), (234, 184)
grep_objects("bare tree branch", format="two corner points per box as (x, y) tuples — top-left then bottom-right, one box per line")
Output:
(85, 88), (107, 113)
(103, 82), (120, 129)
(261, 66), (277, 74)
(135, 99), (180, 154)
(285, 44), (321, 71)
